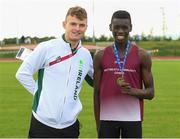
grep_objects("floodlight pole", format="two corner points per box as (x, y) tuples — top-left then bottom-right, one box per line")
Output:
(16, 14), (19, 45)
(92, 0), (95, 44)
(160, 7), (166, 39)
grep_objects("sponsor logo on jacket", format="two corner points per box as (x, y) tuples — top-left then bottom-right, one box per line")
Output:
(74, 59), (84, 100)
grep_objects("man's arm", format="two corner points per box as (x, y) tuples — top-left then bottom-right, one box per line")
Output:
(85, 52), (94, 87)
(85, 74), (93, 87)
(15, 43), (47, 95)
(93, 50), (103, 131)
(121, 48), (154, 100)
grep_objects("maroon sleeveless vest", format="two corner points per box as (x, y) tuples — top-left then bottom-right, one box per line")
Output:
(100, 44), (144, 121)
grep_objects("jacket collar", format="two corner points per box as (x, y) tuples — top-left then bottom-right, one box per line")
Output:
(61, 34), (81, 53)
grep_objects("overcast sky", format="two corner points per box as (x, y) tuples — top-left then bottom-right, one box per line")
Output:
(0, 0), (180, 40)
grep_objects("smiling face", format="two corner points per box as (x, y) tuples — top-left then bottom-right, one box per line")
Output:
(110, 18), (132, 45)
(63, 15), (87, 44)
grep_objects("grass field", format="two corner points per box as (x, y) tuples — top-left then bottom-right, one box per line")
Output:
(0, 60), (180, 138)
(96, 40), (180, 56)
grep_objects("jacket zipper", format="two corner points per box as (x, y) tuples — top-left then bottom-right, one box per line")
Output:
(59, 58), (72, 122)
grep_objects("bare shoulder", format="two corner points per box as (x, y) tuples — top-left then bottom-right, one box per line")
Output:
(138, 48), (152, 66)
(93, 49), (104, 61)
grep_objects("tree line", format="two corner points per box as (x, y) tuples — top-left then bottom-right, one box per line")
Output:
(1, 34), (179, 46)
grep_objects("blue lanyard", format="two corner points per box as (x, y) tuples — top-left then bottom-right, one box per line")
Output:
(113, 40), (130, 75)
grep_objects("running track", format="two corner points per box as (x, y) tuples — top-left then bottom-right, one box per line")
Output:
(0, 56), (180, 62)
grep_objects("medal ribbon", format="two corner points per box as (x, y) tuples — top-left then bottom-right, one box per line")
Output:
(113, 40), (130, 75)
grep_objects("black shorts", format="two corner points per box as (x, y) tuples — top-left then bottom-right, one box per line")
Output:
(98, 120), (142, 138)
(28, 114), (79, 138)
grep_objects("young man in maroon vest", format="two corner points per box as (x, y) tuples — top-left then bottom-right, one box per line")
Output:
(93, 10), (154, 138)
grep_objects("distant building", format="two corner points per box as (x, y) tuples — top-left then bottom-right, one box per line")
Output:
(24, 37), (31, 44)
(0, 40), (5, 46)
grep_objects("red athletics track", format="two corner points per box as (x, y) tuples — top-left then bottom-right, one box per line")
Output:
(1, 44), (180, 62)
(152, 56), (180, 60)
(0, 56), (180, 62)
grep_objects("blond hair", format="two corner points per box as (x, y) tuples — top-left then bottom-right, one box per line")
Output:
(66, 6), (87, 20)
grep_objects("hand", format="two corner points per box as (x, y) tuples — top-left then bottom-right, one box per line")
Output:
(120, 82), (132, 94)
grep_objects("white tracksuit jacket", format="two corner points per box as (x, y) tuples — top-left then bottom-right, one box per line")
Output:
(16, 37), (93, 129)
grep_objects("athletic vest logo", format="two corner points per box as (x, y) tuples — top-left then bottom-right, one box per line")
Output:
(114, 60), (123, 64)
(74, 59), (84, 100)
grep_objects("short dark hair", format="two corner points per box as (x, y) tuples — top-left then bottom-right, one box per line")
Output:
(111, 10), (131, 23)
(66, 6), (87, 20)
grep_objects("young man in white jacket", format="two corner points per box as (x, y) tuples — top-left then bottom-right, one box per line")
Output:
(16, 6), (93, 138)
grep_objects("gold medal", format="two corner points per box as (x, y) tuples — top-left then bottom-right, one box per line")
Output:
(117, 77), (124, 86)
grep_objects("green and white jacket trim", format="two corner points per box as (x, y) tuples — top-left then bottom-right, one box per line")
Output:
(16, 37), (93, 129)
